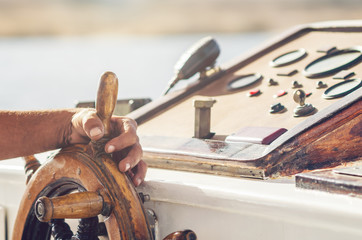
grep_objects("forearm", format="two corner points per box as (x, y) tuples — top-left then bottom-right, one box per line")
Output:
(0, 109), (77, 160)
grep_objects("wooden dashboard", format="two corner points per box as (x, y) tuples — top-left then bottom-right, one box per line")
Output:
(129, 21), (362, 179)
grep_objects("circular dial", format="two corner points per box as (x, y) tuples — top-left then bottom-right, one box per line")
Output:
(303, 47), (362, 78)
(323, 78), (362, 99)
(227, 73), (262, 91)
(270, 48), (307, 67)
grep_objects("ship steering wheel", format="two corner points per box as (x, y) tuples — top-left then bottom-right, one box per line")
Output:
(12, 72), (153, 240)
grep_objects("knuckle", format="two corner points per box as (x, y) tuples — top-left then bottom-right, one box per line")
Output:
(129, 118), (138, 128)
(141, 160), (147, 169)
(137, 144), (143, 157)
(125, 132), (138, 144)
(123, 117), (138, 129)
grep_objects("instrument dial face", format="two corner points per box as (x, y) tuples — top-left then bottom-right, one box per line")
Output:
(270, 48), (307, 67)
(323, 78), (362, 99)
(303, 47), (362, 78)
(227, 73), (262, 91)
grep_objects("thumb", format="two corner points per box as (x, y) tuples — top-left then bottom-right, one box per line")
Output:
(81, 110), (105, 141)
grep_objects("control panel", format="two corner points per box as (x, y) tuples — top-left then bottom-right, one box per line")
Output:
(137, 30), (361, 141)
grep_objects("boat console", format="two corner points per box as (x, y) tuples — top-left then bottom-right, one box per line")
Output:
(129, 20), (362, 182)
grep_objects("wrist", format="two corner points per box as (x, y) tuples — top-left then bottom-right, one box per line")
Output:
(58, 109), (83, 148)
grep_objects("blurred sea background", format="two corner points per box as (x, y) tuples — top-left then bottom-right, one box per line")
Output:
(1, 0), (361, 110)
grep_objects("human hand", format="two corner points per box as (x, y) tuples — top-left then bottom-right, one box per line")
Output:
(70, 109), (147, 186)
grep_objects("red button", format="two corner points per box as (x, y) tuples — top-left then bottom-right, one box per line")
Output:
(248, 89), (261, 97)
(274, 90), (287, 98)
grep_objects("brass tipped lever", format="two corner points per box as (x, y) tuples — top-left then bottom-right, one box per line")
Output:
(35, 191), (111, 222)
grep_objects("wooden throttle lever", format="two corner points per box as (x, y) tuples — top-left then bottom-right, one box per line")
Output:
(35, 191), (111, 222)
(96, 71), (119, 137)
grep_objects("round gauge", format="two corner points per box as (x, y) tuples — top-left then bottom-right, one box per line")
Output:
(303, 47), (362, 78)
(270, 48), (307, 67)
(227, 73), (262, 91)
(323, 78), (361, 99)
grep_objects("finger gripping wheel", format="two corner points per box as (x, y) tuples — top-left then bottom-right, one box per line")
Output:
(13, 72), (153, 240)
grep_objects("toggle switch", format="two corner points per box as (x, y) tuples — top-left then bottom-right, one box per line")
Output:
(292, 80), (303, 88)
(268, 78), (278, 86)
(274, 90), (288, 98)
(316, 81), (328, 89)
(293, 89), (316, 117)
(270, 103), (286, 114)
(247, 89), (261, 97)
